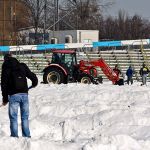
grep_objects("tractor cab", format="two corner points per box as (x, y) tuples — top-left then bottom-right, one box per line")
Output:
(51, 50), (78, 76)
(51, 50), (77, 67)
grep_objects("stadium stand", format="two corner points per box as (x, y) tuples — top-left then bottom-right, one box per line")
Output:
(0, 39), (150, 83)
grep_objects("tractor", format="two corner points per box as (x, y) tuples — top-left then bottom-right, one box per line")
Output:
(42, 50), (123, 85)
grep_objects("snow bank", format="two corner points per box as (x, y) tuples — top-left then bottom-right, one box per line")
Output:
(1, 79), (150, 150)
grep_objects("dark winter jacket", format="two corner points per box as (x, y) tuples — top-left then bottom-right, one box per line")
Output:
(126, 67), (133, 77)
(1, 57), (38, 103)
(113, 68), (121, 77)
(139, 67), (149, 76)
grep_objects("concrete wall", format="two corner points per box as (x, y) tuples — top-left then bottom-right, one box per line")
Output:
(77, 30), (99, 43)
(49, 30), (99, 44)
(49, 30), (77, 43)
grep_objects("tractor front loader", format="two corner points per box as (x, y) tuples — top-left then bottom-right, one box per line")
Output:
(85, 59), (124, 85)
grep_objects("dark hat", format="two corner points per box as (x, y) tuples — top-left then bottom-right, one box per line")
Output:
(4, 53), (12, 61)
(115, 64), (118, 68)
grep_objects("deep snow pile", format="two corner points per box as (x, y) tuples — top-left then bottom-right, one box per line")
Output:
(1, 78), (150, 150)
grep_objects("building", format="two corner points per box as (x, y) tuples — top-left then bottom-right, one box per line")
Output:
(18, 29), (99, 45)
(49, 30), (99, 44)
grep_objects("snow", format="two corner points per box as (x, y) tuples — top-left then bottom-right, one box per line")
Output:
(1, 77), (150, 150)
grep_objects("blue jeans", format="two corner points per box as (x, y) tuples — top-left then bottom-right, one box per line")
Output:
(142, 74), (147, 85)
(9, 93), (31, 137)
(127, 76), (133, 85)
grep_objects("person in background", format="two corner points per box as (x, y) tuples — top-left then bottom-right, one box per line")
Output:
(139, 63), (149, 86)
(126, 65), (134, 85)
(52, 53), (61, 63)
(1, 54), (38, 138)
(113, 64), (121, 78)
(113, 64), (124, 85)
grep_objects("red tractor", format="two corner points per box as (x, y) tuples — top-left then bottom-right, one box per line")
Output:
(43, 50), (123, 85)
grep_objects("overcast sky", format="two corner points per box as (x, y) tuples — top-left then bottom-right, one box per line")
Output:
(104, 0), (150, 19)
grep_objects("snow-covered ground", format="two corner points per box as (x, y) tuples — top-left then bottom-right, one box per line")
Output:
(1, 77), (150, 150)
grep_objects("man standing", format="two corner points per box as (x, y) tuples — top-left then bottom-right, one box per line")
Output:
(1, 54), (38, 138)
(113, 64), (121, 78)
(126, 65), (133, 85)
(139, 63), (149, 86)
(113, 64), (122, 85)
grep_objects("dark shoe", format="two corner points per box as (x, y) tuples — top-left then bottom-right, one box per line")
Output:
(10, 135), (19, 138)
(23, 136), (31, 138)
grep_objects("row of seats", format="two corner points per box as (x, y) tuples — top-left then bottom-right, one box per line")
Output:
(0, 48), (149, 82)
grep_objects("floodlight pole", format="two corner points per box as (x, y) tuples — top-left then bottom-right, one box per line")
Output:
(43, 0), (47, 43)
(47, 0), (77, 31)
(47, 9), (75, 30)
(56, 0), (59, 30)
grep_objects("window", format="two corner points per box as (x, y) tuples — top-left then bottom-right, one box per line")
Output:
(65, 35), (73, 43)
(51, 38), (58, 44)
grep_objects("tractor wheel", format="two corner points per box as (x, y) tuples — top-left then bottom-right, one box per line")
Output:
(43, 68), (65, 84)
(79, 74), (92, 84)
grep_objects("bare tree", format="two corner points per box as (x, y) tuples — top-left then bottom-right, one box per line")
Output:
(99, 7), (150, 41)
(59, 0), (108, 30)
(18, 0), (150, 43)
(20, 0), (54, 44)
